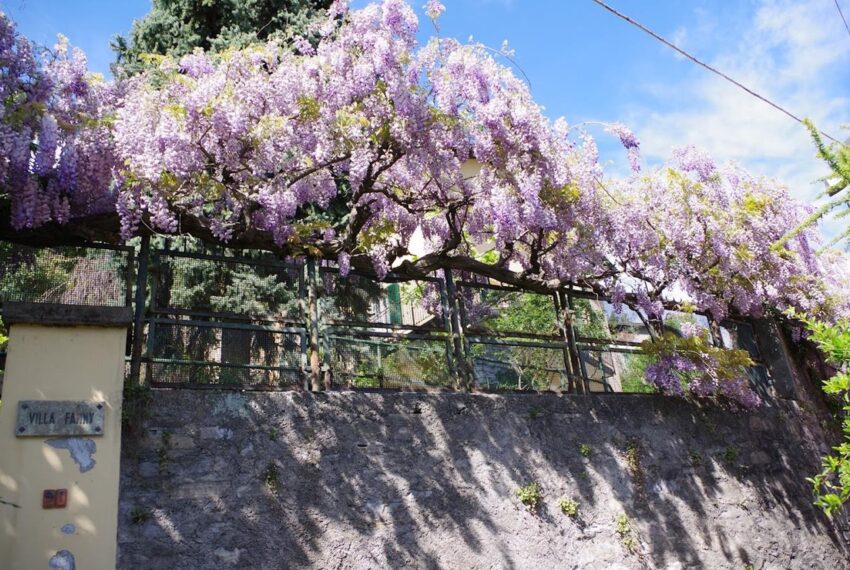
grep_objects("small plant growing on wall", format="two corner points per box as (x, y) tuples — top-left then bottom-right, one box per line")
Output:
(624, 438), (645, 496)
(516, 482), (542, 513)
(579, 443), (592, 457)
(615, 513), (639, 553)
(263, 462), (279, 493)
(687, 448), (703, 467)
(558, 497), (579, 518)
(130, 507), (150, 525)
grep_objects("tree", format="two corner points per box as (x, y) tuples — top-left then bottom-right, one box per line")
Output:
(111, 0), (333, 76)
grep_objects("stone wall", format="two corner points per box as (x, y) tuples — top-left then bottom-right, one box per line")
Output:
(117, 390), (849, 569)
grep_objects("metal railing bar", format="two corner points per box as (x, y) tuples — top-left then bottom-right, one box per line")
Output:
(157, 248), (304, 270)
(318, 266), (444, 284)
(577, 345), (645, 355)
(462, 327), (564, 341)
(466, 337), (569, 350)
(149, 382), (300, 390)
(150, 317), (307, 334)
(322, 319), (445, 332)
(150, 307), (304, 325)
(575, 336), (642, 347)
(149, 358), (302, 372)
(326, 331), (448, 342)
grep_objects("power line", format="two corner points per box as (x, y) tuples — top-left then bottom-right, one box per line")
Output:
(589, 0), (845, 146)
(836, 0), (850, 43)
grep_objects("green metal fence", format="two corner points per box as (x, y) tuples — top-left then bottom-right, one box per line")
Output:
(0, 238), (774, 396)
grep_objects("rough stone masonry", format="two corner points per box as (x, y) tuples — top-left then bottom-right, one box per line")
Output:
(118, 391), (849, 569)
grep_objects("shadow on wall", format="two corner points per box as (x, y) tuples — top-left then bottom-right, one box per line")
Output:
(117, 391), (849, 569)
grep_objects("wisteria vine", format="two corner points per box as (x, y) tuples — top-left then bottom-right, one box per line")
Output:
(0, 1), (848, 407)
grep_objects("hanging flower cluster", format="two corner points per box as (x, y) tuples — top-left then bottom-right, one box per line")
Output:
(0, 16), (118, 230)
(601, 143), (847, 326)
(641, 326), (762, 410)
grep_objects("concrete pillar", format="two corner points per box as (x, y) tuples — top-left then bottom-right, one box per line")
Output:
(0, 302), (131, 570)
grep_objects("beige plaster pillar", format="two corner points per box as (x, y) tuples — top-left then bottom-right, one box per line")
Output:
(0, 303), (131, 570)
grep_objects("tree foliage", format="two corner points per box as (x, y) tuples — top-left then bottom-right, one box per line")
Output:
(111, 0), (333, 76)
(777, 121), (850, 249)
(799, 316), (850, 516)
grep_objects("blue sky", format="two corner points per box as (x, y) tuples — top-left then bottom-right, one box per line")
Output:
(3, 0), (849, 236)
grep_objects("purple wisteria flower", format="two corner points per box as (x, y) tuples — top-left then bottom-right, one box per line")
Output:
(424, 0), (445, 19)
(673, 145), (716, 181)
(680, 322), (704, 338)
(607, 122), (639, 150)
(338, 252), (351, 277)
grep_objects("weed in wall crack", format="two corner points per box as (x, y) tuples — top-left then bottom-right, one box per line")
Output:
(263, 462), (279, 493)
(130, 507), (150, 525)
(615, 513), (639, 553)
(688, 448), (703, 467)
(558, 497), (579, 518)
(516, 482), (542, 513)
(625, 438), (645, 496)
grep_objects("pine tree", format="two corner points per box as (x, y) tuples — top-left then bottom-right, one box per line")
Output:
(111, 0), (332, 76)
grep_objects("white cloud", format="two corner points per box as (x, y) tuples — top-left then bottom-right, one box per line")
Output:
(625, 0), (850, 238)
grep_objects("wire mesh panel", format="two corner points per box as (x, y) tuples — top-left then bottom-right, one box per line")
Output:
(152, 249), (303, 321)
(578, 348), (655, 393)
(460, 284), (560, 337)
(720, 319), (773, 398)
(666, 310), (711, 337)
(570, 295), (661, 394)
(148, 320), (304, 389)
(470, 341), (567, 391)
(0, 242), (132, 307)
(132, 242), (781, 396)
(319, 269), (446, 328)
(0, 242), (133, 397)
(458, 279), (569, 391)
(145, 247), (306, 389)
(327, 333), (452, 389)
(319, 267), (453, 390)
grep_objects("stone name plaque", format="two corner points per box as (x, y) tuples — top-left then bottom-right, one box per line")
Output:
(15, 400), (105, 437)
